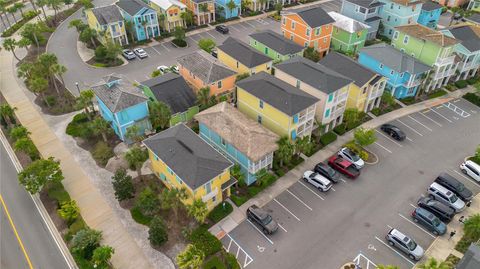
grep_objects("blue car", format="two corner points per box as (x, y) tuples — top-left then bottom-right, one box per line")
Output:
(411, 207), (447, 236)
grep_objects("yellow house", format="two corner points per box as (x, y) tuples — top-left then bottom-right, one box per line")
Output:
(85, 5), (129, 46)
(149, 0), (186, 32)
(236, 72), (318, 141)
(217, 37), (273, 75)
(143, 123), (234, 211)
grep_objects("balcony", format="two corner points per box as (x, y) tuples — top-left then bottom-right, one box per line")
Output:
(201, 187), (218, 203)
(459, 60), (479, 72)
(403, 78), (423, 88)
(433, 68), (456, 80)
(435, 55), (455, 67)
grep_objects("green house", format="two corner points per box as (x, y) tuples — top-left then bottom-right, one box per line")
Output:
(328, 11), (369, 55)
(249, 30), (304, 63)
(139, 73), (199, 127)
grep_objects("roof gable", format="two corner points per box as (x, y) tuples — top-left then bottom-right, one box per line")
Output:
(177, 50), (236, 84)
(90, 5), (124, 25)
(395, 24), (458, 47)
(284, 6), (335, 28)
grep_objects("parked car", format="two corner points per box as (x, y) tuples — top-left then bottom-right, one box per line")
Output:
(215, 25), (229, 34)
(328, 156), (360, 179)
(461, 160), (480, 182)
(157, 65), (170, 73)
(411, 207), (447, 236)
(386, 228), (424, 261)
(122, 49), (136, 60)
(417, 197), (455, 223)
(170, 65), (179, 74)
(314, 162), (341, 183)
(380, 123), (406, 141)
(303, 171), (332, 192)
(133, 48), (148, 59)
(338, 147), (364, 169)
(246, 205), (278, 235)
(428, 182), (465, 213)
(211, 48), (218, 58)
(435, 172), (473, 201)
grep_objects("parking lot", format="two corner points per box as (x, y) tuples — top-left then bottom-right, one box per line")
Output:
(219, 98), (480, 269)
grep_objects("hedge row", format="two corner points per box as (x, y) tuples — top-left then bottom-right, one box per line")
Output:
(1, 11), (39, 37)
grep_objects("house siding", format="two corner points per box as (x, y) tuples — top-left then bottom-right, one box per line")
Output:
(178, 65), (236, 96)
(340, 0), (381, 40)
(248, 38), (304, 63)
(330, 26), (368, 54)
(217, 49), (273, 75)
(417, 8), (442, 29)
(378, 0), (422, 38)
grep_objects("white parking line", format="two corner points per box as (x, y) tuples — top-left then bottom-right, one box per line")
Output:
(375, 130), (403, 147)
(331, 187), (336, 192)
(406, 137), (413, 142)
(429, 108), (453, 123)
(398, 213), (436, 238)
(160, 43), (171, 52)
(151, 46), (162, 55)
(227, 238), (233, 251)
(286, 189), (313, 211)
(238, 23), (249, 29)
(374, 236), (416, 266)
(278, 223), (288, 233)
(419, 112), (442, 127)
(274, 198), (301, 221)
(244, 21), (256, 28)
(373, 141), (392, 153)
(396, 119), (423, 136)
(145, 75), (151, 79)
(297, 181), (325, 200)
(407, 116), (433, 131)
(187, 36), (197, 43)
(410, 204), (417, 209)
(246, 219), (274, 245)
(230, 25), (241, 31)
(224, 233), (253, 268)
(205, 31), (216, 39)
(451, 170), (480, 189)
(339, 178), (347, 183)
(387, 224), (393, 229)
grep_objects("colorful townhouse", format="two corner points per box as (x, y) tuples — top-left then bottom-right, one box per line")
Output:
(274, 56), (353, 132)
(177, 50), (237, 97)
(143, 123), (234, 211)
(328, 11), (370, 54)
(377, 0), (423, 38)
(217, 37), (273, 75)
(468, 0), (480, 11)
(435, 0), (469, 7)
(236, 72), (318, 141)
(215, 0), (241, 19)
(116, 0), (160, 41)
(85, 5), (129, 46)
(195, 102), (279, 185)
(442, 24), (480, 81)
(320, 52), (386, 112)
(247, 0), (269, 11)
(249, 30), (304, 63)
(180, 0), (215, 25)
(340, 0), (385, 40)
(358, 43), (431, 99)
(392, 24), (459, 92)
(92, 74), (151, 143)
(139, 73), (199, 127)
(281, 6), (335, 57)
(149, 0), (187, 32)
(417, 1), (443, 29)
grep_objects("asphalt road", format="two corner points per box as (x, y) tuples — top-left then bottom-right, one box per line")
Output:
(221, 98), (480, 269)
(0, 139), (69, 269)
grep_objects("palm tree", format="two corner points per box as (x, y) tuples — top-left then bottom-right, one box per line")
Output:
(0, 103), (17, 127)
(38, 53), (60, 97)
(79, 27), (97, 48)
(45, 0), (63, 24)
(2, 38), (21, 61)
(91, 117), (112, 142)
(30, 76), (49, 107)
(125, 146), (148, 179)
(241, 0), (251, 13)
(0, 0), (12, 28)
(196, 87), (211, 108)
(226, 0), (237, 17)
(176, 244), (205, 269)
(14, 2), (25, 18)
(186, 199), (208, 224)
(180, 10), (194, 27)
(124, 20), (136, 42)
(52, 64), (67, 88)
(17, 62), (34, 81)
(276, 136), (294, 167)
(7, 6), (17, 24)
(78, 89), (95, 119)
(199, 3), (209, 24)
(418, 258), (450, 269)
(159, 188), (187, 221)
(36, 0), (48, 21)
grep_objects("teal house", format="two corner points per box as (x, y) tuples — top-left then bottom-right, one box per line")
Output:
(417, 1), (442, 29)
(116, 0), (160, 41)
(215, 0), (241, 19)
(92, 74), (151, 143)
(378, 0), (423, 38)
(249, 30), (304, 63)
(328, 11), (370, 55)
(195, 102), (279, 185)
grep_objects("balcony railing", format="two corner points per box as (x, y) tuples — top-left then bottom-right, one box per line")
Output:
(403, 78), (423, 88)
(434, 68), (456, 80)
(435, 55), (455, 66)
(201, 187), (218, 203)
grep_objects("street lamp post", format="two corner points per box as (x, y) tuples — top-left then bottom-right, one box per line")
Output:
(75, 82), (81, 96)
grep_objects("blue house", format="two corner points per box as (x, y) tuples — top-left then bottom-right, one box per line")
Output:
(378, 0), (423, 38)
(417, 1), (442, 29)
(92, 74), (151, 143)
(358, 43), (431, 99)
(215, 0), (241, 19)
(116, 0), (160, 41)
(340, 0), (385, 40)
(194, 102), (279, 185)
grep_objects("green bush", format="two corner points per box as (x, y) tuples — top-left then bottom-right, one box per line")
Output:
(400, 96), (416, 105)
(47, 181), (71, 205)
(1, 11), (39, 37)
(172, 39), (187, 47)
(130, 206), (153, 225)
(225, 253), (240, 269)
(319, 131), (337, 146)
(230, 194), (248, 207)
(455, 80), (468, 89)
(371, 107), (381, 116)
(188, 226), (222, 256)
(148, 216), (168, 247)
(203, 256), (226, 269)
(463, 93), (480, 107)
(207, 202), (233, 224)
(65, 217), (87, 242)
(428, 90), (448, 99)
(66, 113), (92, 138)
(466, 78), (478, 85)
(333, 124), (346, 135)
(91, 141), (114, 166)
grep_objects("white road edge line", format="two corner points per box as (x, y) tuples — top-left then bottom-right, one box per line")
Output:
(398, 213), (436, 239)
(419, 112), (442, 127)
(374, 236), (416, 266)
(374, 141), (392, 153)
(246, 219), (274, 245)
(297, 181), (325, 200)
(429, 108), (453, 123)
(375, 130), (403, 147)
(278, 223), (288, 233)
(396, 119), (424, 136)
(286, 189), (313, 211)
(274, 198), (301, 221)
(407, 115), (433, 131)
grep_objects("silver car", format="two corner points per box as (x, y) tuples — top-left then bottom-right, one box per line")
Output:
(133, 48), (148, 59)
(386, 228), (424, 260)
(428, 182), (465, 213)
(303, 170), (332, 192)
(122, 49), (136, 60)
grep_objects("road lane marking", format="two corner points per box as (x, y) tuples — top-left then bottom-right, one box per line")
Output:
(407, 116), (433, 131)
(398, 213), (436, 238)
(419, 112), (442, 127)
(297, 181), (325, 200)
(0, 195), (34, 269)
(205, 31), (216, 39)
(396, 119), (423, 136)
(374, 236), (416, 266)
(375, 130), (403, 147)
(429, 108), (452, 123)
(274, 198), (301, 221)
(286, 189), (313, 211)
(244, 21), (256, 28)
(373, 141), (392, 153)
(278, 223), (288, 233)
(160, 43), (171, 51)
(246, 219), (274, 245)
(151, 46), (162, 55)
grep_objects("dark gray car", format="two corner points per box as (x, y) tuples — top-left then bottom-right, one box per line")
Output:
(247, 205), (278, 235)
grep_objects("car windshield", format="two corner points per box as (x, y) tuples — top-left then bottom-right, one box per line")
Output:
(327, 167), (336, 177)
(346, 166), (358, 174)
(449, 195), (458, 203)
(261, 215), (272, 225)
(456, 183), (465, 192)
(406, 240), (417, 251)
(346, 150), (359, 161)
(432, 217), (441, 227)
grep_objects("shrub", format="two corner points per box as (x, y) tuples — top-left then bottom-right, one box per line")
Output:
(455, 80), (468, 89)
(371, 107), (381, 116)
(45, 95), (57, 107)
(57, 200), (80, 225)
(428, 89), (448, 99)
(319, 131), (337, 146)
(47, 181), (71, 205)
(230, 194), (248, 207)
(66, 113), (92, 138)
(172, 39), (187, 47)
(130, 206), (153, 225)
(207, 202), (233, 224)
(466, 78), (478, 85)
(203, 256), (226, 269)
(345, 142), (369, 161)
(225, 253), (240, 269)
(148, 216), (168, 246)
(135, 187), (160, 217)
(71, 228), (102, 259)
(333, 124), (346, 135)
(9, 126), (30, 141)
(65, 217), (87, 242)
(463, 93), (480, 107)
(91, 141), (114, 166)
(188, 226), (222, 256)
(112, 168), (135, 202)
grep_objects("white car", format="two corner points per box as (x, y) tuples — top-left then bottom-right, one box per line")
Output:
(170, 65), (179, 73)
(461, 160), (480, 182)
(133, 48), (148, 59)
(122, 49), (136, 60)
(338, 147), (364, 169)
(303, 171), (332, 192)
(157, 65), (170, 73)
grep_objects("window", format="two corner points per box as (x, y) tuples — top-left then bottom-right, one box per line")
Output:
(254, 41), (257, 45)
(324, 37), (327, 43)
(167, 167), (173, 175)
(291, 21), (295, 29)
(217, 80), (222, 88)
(264, 47), (268, 54)
(137, 17), (142, 23)
(212, 196), (216, 202)
(368, 8), (376, 14)
(400, 48), (405, 53)
(236, 61), (239, 68)
(390, 70), (394, 75)
(205, 182), (211, 193)
(259, 100), (264, 108)
(293, 115), (298, 123)
(291, 130), (297, 140)
(325, 108), (330, 118)
(282, 17), (286, 25)
(379, 63), (384, 69)
(257, 115), (262, 123)
(221, 137), (226, 146)
(296, 80), (301, 88)
(387, 15), (391, 22)
(315, 28), (320, 36)
(390, 3), (394, 9)
(175, 176), (183, 185)
(290, 35), (293, 41)
(389, 29), (393, 35)
(403, 35), (409, 44)
(160, 173), (166, 181)
(328, 94), (334, 102)
(306, 28), (310, 36)
(393, 31), (399, 40)
(359, 7), (366, 13)
(119, 21), (123, 27)
(400, 73), (404, 78)
(362, 87), (367, 94)
(304, 42), (308, 47)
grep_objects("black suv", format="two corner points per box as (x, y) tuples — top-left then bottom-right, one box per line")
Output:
(435, 173), (473, 201)
(246, 205), (278, 235)
(314, 162), (340, 183)
(417, 197), (455, 223)
(215, 25), (229, 34)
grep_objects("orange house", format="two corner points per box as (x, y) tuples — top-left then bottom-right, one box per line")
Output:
(177, 50), (237, 97)
(281, 6), (335, 57)
(180, 0), (215, 25)
(434, 0), (469, 7)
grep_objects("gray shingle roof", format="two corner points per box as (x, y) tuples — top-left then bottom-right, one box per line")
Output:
(457, 244), (480, 269)
(328, 11), (370, 33)
(319, 52), (377, 87)
(143, 124), (232, 190)
(421, 1), (442, 11)
(236, 72), (318, 116)
(218, 37), (272, 68)
(92, 76), (147, 113)
(91, 5), (124, 25)
(116, 0), (150, 16)
(177, 50), (236, 84)
(448, 25), (480, 52)
(286, 6), (335, 28)
(140, 73), (196, 114)
(249, 30), (304, 56)
(465, 13), (480, 25)
(275, 56), (353, 94)
(345, 0), (385, 8)
(359, 43), (431, 74)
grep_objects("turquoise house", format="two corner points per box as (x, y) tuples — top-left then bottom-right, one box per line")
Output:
(215, 0), (241, 19)
(195, 102), (279, 185)
(417, 1), (442, 29)
(358, 43), (431, 99)
(378, 0), (423, 38)
(116, 0), (160, 41)
(92, 74), (151, 143)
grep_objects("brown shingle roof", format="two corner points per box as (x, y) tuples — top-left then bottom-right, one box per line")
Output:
(396, 24), (458, 47)
(392, 0), (422, 6)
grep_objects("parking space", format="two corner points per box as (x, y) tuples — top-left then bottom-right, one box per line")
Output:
(221, 233), (254, 268)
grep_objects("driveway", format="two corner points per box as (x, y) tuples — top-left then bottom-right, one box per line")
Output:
(219, 98), (480, 269)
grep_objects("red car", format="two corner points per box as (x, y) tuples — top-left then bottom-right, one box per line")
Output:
(328, 156), (360, 179)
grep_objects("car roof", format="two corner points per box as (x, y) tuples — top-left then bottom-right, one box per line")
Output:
(465, 160), (480, 170)
(430, 182), (453, 196)
(314, 173), (330, 184)
(390, 229), (407, 240)
(337, 157), (351, 166)
(250, 205), (268, 219)
(415, 207), (436, 220)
